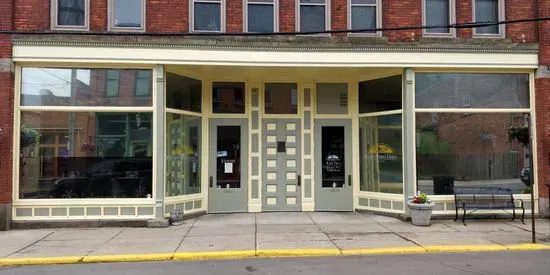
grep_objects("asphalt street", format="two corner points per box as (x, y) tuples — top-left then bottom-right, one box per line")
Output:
(1, 251), (549, 275)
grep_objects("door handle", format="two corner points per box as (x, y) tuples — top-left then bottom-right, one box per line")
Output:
(209, 176), (213, 188)
(348, 175), (352, 186)
(297, 174), (301, 187)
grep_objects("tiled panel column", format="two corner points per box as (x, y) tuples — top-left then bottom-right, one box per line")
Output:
(153, 65), (167, 222)
(302, 85), (314, 211)
(249, 86), (262, 212)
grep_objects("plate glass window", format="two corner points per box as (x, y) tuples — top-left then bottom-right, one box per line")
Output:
(247, 0), (275, 33)
(424, 0), (451, 34)
(111, 0), (144, 29)
(474, 0), (500, 35)
(299, 0), (326, 32)
(194, 0), (222, 32)
(350, 0), (377, 34)
(56, 0), (87, 27)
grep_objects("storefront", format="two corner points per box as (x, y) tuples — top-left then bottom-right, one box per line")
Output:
(9, 40), (540, 222)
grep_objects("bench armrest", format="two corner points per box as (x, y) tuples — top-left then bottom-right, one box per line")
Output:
(516, 199), (524, 208)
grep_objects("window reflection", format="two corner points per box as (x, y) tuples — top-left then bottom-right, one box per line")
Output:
(166, 113), (201, 196)
(416, 113), (527, 195)
(19, 112), (153, 199)
(264, 83), (298, 114)
(21, 68), (152, 107)
(359, 115), (403, 194)
(212, 82), (245, 113)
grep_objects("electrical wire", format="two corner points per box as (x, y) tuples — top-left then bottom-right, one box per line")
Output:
(0, 17), (549, 37)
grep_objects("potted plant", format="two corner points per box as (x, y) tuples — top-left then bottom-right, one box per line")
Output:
(20, 126), (40, 149)
(407, 192), (435, 226)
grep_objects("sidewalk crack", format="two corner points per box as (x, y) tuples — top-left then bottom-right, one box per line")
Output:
(305, 212), (343, 254)
(83, 227), (127, 258)
(376, 221), (425, 249)
(6, 230), (56, 258)
(172, 217), (197, 259)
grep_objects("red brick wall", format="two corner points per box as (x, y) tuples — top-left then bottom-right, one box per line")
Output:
(0, 1), (13, 205)
(14, 0), (49, 31)
(331, 0), (347, 33)
(456, 0), (473, 38)
(0, 37), (14, 205)
(226, 0), (243, 32)
(536, 0), (550, 200)
(506, 0), (537, 43)
(279, 0), (295, 32)
(147, 0), (188, 32)
(383, 0), (422, 42)
(90, 0), (107, 32)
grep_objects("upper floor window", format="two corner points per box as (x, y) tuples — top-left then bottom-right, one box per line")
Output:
(109, 0), (146, 31)
(423, 0), (455, 36)
(51, 0), (89, 30)
(298, 0), (329, 33)
(192, 0), (225, 32)
(473, 0), (504, 37)
(349, 0), (380, 35)
(246, 0), (277, 33)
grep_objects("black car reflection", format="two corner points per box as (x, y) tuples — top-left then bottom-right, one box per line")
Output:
(49, 158), (153, 198)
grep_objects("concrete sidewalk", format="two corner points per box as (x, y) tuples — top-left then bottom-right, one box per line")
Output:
(1, 212), (550, 266)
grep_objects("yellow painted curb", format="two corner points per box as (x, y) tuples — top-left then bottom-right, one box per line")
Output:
(425, 244), (507, 253)
(173, 250), (256, 260)
(505, 244), (550, 251)
(342, 247), (426, 255)
(0, 256), (82, 267)
(82, 253), (173, 263)
(256, 249), (341, 257)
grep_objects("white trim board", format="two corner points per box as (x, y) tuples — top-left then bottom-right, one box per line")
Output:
(13, 45), (539, 68)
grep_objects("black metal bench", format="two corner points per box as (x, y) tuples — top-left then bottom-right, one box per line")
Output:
(454, 187), (525, 225)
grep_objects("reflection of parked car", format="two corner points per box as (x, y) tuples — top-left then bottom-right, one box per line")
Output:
(520, 167), (530, 185)
(49, 158), (152, 198)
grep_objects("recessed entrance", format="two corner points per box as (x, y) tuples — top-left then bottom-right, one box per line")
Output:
(262, 119), (302, 211)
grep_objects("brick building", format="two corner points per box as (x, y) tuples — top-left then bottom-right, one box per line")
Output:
(0, 0), (549, 229)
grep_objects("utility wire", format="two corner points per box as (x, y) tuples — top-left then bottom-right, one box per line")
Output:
(0, 17), (549, 37)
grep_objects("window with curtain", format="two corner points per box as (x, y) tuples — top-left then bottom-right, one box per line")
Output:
(247, 0), (275, 33)
(193, 0), (223, 32)
(56, 0), (87, 27)
(350, 0), (378, 34)
(299, 0), (327, 32)
(474, 0), (501, 35)
(424, 0), (452, 34)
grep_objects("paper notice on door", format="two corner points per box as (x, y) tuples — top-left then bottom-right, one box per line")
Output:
(224, 162), (233, 174)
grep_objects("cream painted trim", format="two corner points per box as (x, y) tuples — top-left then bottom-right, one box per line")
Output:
(13, 46), (539, 68)
(415, 108), (532, 113)
(19, 106), (154, 112)
(108, 0), (146, 32)
(165, 193), (203, 203)
(472, 0), (505, 38)
(422, 0), (456, 38)
(414, 68), (534, 73)
(50, 0), (90, 31)
(358, 109), (403, 117)
(166, 108), (203, 117)
(529, 71), (539, 198)
(12, 199), (154, 206)
(12, 65), (22, 202)
(347, 0), (382, 37)
(355, 206), (404, 214)
(357, 192), (404, 200)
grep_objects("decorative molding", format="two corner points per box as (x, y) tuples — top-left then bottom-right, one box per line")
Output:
(11, 39), (539, 54)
